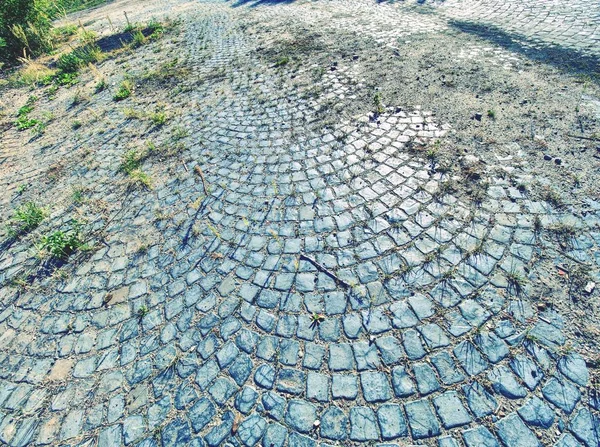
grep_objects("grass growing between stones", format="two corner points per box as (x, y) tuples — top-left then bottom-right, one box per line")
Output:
(37, 226), (85, 259)
(7, 202), (47, 237)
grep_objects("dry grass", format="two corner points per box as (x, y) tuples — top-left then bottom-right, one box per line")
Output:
(10, 59), (57, 86)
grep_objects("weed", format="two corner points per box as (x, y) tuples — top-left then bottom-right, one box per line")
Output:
(128, 170), (152, 189)
(150, 111), (167, 126)
(426, 147), (438, 164)
(57, 44), (102, 73)
(131, 29), (146, 48)
(37, 227), (83, 259)
(172, 126), (189, 141)
(137, 305), (149, 319)
(72, 187), (86, 203)
(373, 91), (384, 114)
(548, 223), (576, 249)
(119, 148), (152, 189)
(423, 251), (436, 265)
(72, 120), (82, 130)
(16, 184), (28, 195)
(15, 95), (40, 130)
(207, 223), (222, 240)
(487, 109), (496, 119)
(113, 79), (133, 101)
(533, 216), (543, 234)
(506, 269), (526, 295)
(52, 24), (79, 41)
(542, 187), (564, 208)
(310, 312), (325, 327)
(275, 56), (290, 67)
(94, 78), (107, 93)
(560, 263), (592, 301)
(15, 115), (40, 131)
(8, 202), (46, 236)
(123, 108), (143, 119)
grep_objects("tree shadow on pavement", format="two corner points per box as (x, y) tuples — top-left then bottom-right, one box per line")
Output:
(450, 20), (600, 83)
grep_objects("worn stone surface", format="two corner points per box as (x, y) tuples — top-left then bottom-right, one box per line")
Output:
(0, 0), (598, 446)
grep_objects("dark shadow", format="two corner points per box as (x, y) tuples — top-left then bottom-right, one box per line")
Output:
(450, 20), (600, 80)
(95, 27), (156, 53)
(231, 0), (298, 7)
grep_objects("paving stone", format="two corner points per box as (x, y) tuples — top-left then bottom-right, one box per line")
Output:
(433, 391), (472, 428)
(430, 351), (465, 385)
(285, 400), (317, 434)
(569, 408), (600, 447)
(488, 365), (528, 399)
(332, 374), (359, 400)
(377, 403), (408, 440)
(555, 433), (584, 447)
(391, 366), (416, 398)
(353, 341), (381, 371)
(462, 426), (500, 447)
(510, 354), (543, 390)
(349, 407), (379, 441)
(558, 353), (589, 387)
(518, 396), (555, 428)
(189, 398), (215, 433)
(255, 364), (276, 390)
(375, 336), (404, 365)
(403, 329), (427, 360)
(405, 399), (441, 440)
(495, 413), (542, 447)
(542, 377), (581, 414)
(462, 381), (498, 418)
(262, 392), (286, 421)
(329, 344), (355, 371)
(474, 332), (509, 363)
(320, 406), (348, 441)
(413, 363), (440, 395)
(360, 371), (393, 403)
(235, 386), (259, 414)
(262, 423), (287, 447)
(238, 414), (267, 447)
(306, 372), (329, 402)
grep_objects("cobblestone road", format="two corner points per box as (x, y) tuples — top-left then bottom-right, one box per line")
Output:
(0, 1), (599, 446)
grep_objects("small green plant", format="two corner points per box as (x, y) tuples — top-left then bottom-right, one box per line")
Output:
(37, 228), (83, 259)
(426, 147), (438, 163)
(123, 108), (143, 119)
(52, 24), (79, 41)
(533, 216), (543, 235)
(487, 109), (496, 119)
(137, 305), (149, 319)
(15, 115), (41, 130)
(119, 148), (152, 189)
(72, 187), (86, 203)
(506, 269), (525, 295)
(131, 29), (146, 48)
(94, 78), (107, 93)
(113, 79), (133, 101)
(549, 223), (576, 250)
(172, 126), (189, 141)
(8, 202), (46, 236)
(14, 95), (40, 130)
(150, 111), (167, 126)
(57, 44), (102, 73)
(72, 120), (82, 130)
(310, 312), (325, 327)
(275, 56), (290, 67)
(373, 91), (384, 114)
(542, 188), (564, 208)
